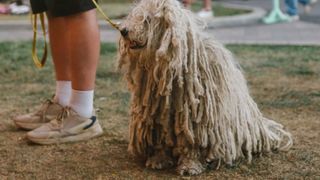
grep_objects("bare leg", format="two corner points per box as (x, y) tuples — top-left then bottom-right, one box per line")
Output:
(62, 9), (100, 118)
(203, 0), (212, 11)
(48, 15), (72, 107)
(65, 9), (100, 91)
(48, 16), (71, 81)
(23, 9), (103, 144)
(184, 0), (193, 9)
(197, 0), (213, 18)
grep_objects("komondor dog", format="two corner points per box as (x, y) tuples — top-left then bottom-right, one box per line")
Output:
(117, 0), (293, 175)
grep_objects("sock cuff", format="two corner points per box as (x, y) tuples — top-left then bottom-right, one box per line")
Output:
(71, 89), (94, 94)
(69, 89), (94, 118)
(70, 90), (94, 102)
(56, 81), (72, 89)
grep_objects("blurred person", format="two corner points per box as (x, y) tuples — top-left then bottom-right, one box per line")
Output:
(183, 0), (214, 18)
(0, 0), (29, 15)
(12, 0), (103, 144)
(9, 0), (30, 15)
(285, 0), (318, 20)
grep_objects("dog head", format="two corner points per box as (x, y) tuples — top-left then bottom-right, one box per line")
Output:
(118, 0), (207, 95)
(118, 0), (205, 58)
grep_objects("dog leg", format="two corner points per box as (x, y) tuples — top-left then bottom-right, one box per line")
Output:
(145, 149), (174, 170)
(176, 150), (206, 176)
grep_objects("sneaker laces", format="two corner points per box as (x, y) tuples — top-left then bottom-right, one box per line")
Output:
(47, 107), (71, 131)
(56, 107), (71, 125)
(35, 99), (54, 122)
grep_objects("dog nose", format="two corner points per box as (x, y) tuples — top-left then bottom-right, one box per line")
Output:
(120, 28), (129, 37)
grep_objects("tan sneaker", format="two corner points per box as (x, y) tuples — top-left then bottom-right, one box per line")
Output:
(26, 107), (103, 144)
(13, 99), (63, 130)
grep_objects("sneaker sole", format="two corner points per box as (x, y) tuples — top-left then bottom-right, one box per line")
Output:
(14, 121), (45, 131)
(27, 123), (103, 145)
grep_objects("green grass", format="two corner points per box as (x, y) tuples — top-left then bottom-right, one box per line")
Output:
(226, 45), (320, 111)
(262, 91), (312, 108)
(228, 45), (320, 76)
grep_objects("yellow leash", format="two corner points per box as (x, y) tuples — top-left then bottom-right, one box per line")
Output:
(31, 13), (48, 68)
(92, 0), (120, 31)
(31, 0), (120, 68)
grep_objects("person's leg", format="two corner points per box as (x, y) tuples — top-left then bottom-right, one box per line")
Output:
(16, 0), (23, 5)
(197, 0), (213, 18)
(66, 9), (99, 91)
(66, 9), (100, 118)
(66, 10), (100, 118)
(203, 0), (212, 11)
(184, 0), (192, 9)
(48, 15), (72, 107)
(299, 0), (317, 14)
(27, 9), (103, 144)
(12, 1), (67, 130)
(285, 0), (298, 16)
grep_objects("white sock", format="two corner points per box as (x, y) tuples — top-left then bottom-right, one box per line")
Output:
(54, 81), (71, 107)
(69, 89), (94, 118)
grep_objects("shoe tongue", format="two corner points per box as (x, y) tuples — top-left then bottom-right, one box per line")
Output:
(46, 103), (63, 115)
(34, 101), (50, 116)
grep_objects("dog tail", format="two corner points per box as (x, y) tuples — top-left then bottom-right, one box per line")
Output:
(262, 117), (293, 152)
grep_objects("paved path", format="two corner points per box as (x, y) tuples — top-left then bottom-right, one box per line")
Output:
(0, 0), (320, 45)
(209, 21), (320, 45)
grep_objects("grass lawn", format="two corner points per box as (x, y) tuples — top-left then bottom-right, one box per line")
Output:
(0, 42), (319, 179)
(0, 1), (250, 21)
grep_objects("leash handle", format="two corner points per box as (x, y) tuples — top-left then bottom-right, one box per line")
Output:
(31, 13), (48, 68)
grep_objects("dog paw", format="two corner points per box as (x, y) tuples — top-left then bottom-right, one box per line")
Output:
(177, 158), (205, 176)
(146, 155), (174, 170)
(206, 158), (221, 170)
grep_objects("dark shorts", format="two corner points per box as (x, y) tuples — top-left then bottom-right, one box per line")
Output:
(30, 0), (96, 17)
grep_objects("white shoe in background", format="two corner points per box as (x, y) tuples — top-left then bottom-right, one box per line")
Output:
(9, 2), (30, 15)
(197, 9), (214, 18)
(289, 15), (300, 21)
